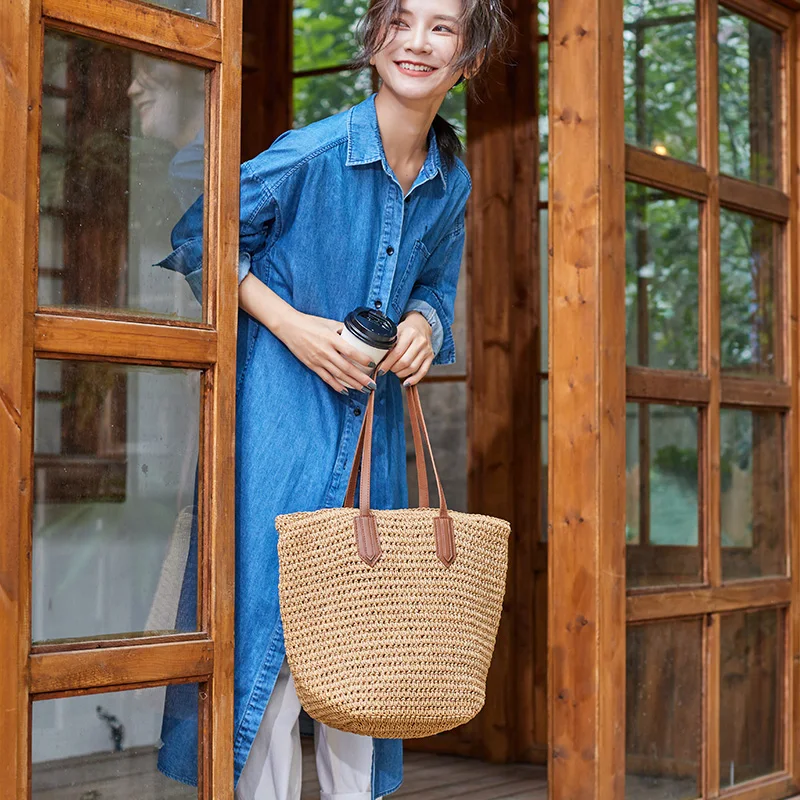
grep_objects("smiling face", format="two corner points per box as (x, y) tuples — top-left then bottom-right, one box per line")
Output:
(127, 56), (204, 148)
(371, 0), (466, 105)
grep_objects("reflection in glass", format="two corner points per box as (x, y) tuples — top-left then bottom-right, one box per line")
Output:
(624, 0), (697, 162)
(294, 0), (364, 72)
(39, 32), (206, 319)
(721, 409), (786, 580)
(32, 360), (200, 643)
(404, 382), (467, 514)
(626, 183), (699, 370)
(719, 11), (781, 185)
(293, 69), (373, 128)
(626, 403), (700, 588)
(720, 609), (784, 786)
(720, 209), (779, 377)
(145, 0), (206, 16)
(539, 40), (548, 199)
(33, 686), (197, 798)
(626, 620), (702, 799)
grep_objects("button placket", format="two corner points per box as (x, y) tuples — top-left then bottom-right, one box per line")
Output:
(371, 181), (405, 311)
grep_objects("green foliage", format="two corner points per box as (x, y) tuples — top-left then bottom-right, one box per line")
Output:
(720, 209), (776, 375)
(294, 0), (366, 72)
(625, 184), (699, 370)
(623, 0), (697, 162)
(652, 444), (698, 492)
(718, 11), (778, 183)
(623, 2), (779, 374)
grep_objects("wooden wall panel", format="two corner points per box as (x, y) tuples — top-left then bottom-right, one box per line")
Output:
(241, 0), (291, 161)
(548, 0), (626, 798)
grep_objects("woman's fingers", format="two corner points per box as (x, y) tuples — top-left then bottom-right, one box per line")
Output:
(326, 355), (375, 393)
(394, 345), (429, 380)
(315, 364), (348, 394)
(402, 353), (435, 387)
(331, 334), (375, 368)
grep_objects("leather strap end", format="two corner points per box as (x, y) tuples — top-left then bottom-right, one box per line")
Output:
(434, 515), (456, 567)
(354, 514), (382, 566)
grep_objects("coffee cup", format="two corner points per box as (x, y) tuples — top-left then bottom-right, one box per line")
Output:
(339, 306), (398, 389)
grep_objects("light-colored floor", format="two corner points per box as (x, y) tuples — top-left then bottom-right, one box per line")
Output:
(32, 741), (709, 799)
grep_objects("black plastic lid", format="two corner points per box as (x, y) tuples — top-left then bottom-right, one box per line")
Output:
(344, 307), (398, 349)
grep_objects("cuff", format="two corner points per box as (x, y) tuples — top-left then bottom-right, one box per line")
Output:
(403, 286), (455, 366)
(238, 251), (252, 284)
(403, 299), (443, 357)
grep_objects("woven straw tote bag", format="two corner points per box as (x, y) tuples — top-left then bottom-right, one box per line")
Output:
(275, 383), (510, 739)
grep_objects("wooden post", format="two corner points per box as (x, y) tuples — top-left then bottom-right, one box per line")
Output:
(0, 1), (37, 798)
(548, 0), (626, 797)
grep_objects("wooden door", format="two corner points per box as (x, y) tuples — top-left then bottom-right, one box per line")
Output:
(549, 0), (800, 798)
(0, 0), (242, 797)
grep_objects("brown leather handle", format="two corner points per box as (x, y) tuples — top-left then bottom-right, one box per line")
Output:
(344, 385), (429, 509)
(345, 384), (456, 568)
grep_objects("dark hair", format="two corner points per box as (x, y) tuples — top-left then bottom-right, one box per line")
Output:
(351, 0), (512, 167)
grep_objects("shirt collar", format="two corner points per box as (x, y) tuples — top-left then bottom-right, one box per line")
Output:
(346, 93), (449, 190)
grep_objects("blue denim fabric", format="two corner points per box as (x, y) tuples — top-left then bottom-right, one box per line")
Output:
(155, 93), (471, 798)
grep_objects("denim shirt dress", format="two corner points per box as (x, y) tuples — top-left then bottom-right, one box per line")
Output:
(154, 93), (471, 798)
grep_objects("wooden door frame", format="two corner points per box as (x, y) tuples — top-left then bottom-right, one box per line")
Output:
(0, 0), (242, 797)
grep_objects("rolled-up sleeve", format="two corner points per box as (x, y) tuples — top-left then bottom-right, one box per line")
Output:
(155, 156), (280, 302)
(402, 220), (465, 366)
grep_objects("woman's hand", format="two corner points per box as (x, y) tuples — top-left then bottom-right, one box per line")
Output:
(238, 274), (376, 395)
(378, 312), (435, 386)
(277, 311), (379, 395)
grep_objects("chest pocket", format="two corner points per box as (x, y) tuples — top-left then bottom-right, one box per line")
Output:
(391, 238), (431, 315)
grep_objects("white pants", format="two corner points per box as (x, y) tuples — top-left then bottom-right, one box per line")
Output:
(235, 656), (377, 800)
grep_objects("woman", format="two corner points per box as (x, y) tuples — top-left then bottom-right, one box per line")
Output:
(156, 0), (510, 797)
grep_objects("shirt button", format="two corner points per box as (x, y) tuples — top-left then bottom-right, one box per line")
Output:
(386, 246), (395, 256)
(374, 299), (382, 309)
(353, 408), (361, 417)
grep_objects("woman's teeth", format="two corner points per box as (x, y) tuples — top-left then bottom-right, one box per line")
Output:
(398, 62), (433, 72)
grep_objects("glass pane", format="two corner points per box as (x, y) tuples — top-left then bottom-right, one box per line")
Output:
(626, 183), (700, 370)
(626, 403), (701, 588)
(720, 608), (784, 786)
(39, 32), (206, 320)
(294, 0), (364, 72)
(145, 0), (206, 16)
(539, 40), (548, 200)
(626, 620), (702, 799)
(539, 0), (549, 33)
(32, 360), (201, 643)
(293, 68), (373, 128)
(33, 685), (198, 798)
(624, 0), (698, 162)
(721, 409), (786, 579)
(720, 209), (779, 377)
(718, 10), (781, 185)
(404, 382), (467, 513)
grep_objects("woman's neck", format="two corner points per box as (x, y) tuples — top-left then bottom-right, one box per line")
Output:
(374, 89), (441, 193)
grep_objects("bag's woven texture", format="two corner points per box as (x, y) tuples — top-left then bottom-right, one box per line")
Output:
(275, 504), (510, 739)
